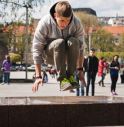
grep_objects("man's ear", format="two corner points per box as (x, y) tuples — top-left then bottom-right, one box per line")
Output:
(54, 13), (57, 19)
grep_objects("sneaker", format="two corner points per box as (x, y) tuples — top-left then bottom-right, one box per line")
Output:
(111, 91), (114, 96)
(111, 91), (118, 96)
(114, 92), (118, 95)
(1, 82), (5, 85)
(68, 75), (79, 89)
(98, 81), (101, 86)
(60, 78), (73, 91)
(102, 85), (106, 87)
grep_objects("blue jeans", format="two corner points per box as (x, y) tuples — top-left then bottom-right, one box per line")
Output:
(76, 84), (85, 96)
(43, 74), (48, 83)
(3, 72), (10, 83)
(74, 71), (85, 96)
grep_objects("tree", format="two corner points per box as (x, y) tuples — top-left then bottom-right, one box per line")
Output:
(0, 0), (51, 23)
(0, 0), (52, 63)
(9, 52), (21, 63)
(74, 11), (98, 29)
(115, 33), (124, 52)
(91, 29), (114, 52)
(74, 11), (98, 52)
(0, 29), (9, 80)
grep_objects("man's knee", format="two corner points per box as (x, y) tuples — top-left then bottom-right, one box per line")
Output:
(54, 39), (65, 49)
(67, 37), (79, 47)
(68, 37), (77, 42)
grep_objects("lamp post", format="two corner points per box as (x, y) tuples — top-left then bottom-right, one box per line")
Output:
(23, 4), (32, 80)
(0, 1), (32, 79)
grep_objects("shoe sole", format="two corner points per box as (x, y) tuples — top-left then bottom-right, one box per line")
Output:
(61, 84), (80, 91)
(61, 82), (75, 91)
(62, 85), (74, 91)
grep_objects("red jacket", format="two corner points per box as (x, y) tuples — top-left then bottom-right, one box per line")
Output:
(98, 59), (104, 76)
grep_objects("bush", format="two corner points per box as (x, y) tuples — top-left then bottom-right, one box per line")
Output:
(9, 53), (21, 63)
(96, 52), (124, 61)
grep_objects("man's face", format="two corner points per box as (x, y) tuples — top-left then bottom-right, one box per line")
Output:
(114, 55), (118, 61)
(54, 13), (71, 30)
(90, 50), (95, 56)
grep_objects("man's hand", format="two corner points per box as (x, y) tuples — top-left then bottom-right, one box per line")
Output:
(32, 78), (43, 92)
(115, 66), (119, 70)
(78, 71), (86, 87)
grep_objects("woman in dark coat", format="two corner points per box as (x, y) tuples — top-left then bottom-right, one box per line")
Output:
(109, 55), (120, 95)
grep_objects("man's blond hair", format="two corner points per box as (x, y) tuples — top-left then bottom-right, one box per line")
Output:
(55, 1), (72, 17)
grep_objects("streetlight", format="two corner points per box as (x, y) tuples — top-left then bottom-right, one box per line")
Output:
(23, 4), (32, 80)
(0, 1), (32, 80)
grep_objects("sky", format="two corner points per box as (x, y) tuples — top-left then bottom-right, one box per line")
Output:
(0, 0), (124, 23)
(32, 0), (124, 18)
(68, 0), (124, 17)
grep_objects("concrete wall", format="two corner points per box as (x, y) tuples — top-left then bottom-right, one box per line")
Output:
(0, 96), (124, 127)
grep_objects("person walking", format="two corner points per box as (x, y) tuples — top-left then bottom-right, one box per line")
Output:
(1, 55), (12, 85)
(109, 55), (120, 95)
(98, 57), (106, 87)
(49, 66), (58, 79)
(83, 55), (88, 76)
(85, 48), (99, 96)
(32, 1), (85, 92)
(42, 70), (48, 83)
(75, 70), (86, 96)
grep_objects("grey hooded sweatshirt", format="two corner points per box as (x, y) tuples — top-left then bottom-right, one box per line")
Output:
(32, 2), (84, 64)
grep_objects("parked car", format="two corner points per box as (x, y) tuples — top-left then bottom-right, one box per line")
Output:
(18, 65), (25, 71)
(27, 65), (35, 71)
(27, 64), (49, 71)
(10, 66), (17, 71)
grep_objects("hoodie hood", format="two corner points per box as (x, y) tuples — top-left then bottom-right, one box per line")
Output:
(50, 2), (57, 18)
(49, 2), (73, 21)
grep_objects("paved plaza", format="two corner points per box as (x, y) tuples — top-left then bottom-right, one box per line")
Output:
(0, 71), (124, 97)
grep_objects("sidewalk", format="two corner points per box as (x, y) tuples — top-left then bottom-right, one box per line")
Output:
(0, 73), (124, 97)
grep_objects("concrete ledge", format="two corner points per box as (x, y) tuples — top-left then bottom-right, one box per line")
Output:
(0, 96), (124, 127)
